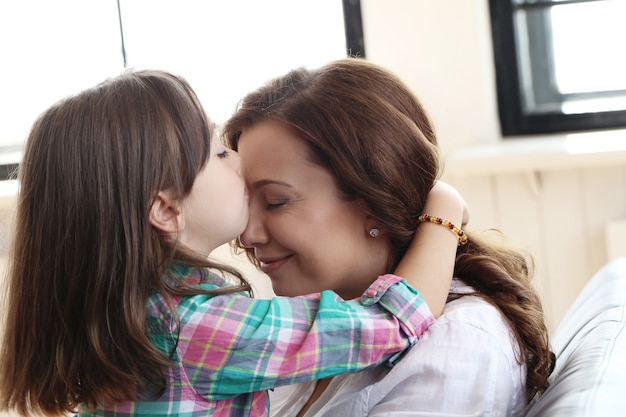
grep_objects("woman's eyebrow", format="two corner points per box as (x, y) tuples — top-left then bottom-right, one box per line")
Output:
(249, 179), (292, 190)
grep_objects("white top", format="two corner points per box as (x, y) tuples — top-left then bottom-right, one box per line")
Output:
(269, 279), (527, 417)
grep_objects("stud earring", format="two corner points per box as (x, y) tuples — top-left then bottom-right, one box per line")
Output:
(369, 228), (380, 238)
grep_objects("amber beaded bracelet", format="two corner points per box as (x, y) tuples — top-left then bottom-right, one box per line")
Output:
(417, 214), (468, 246)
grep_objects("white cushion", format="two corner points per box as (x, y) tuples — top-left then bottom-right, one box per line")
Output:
(524, 258), (626, 416)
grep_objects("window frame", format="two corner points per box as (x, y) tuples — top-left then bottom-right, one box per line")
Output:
(489, 0), (626, 136)
(342, 0), (365, 57)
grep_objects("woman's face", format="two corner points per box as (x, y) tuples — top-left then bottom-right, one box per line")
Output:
(237, 120), (390, 299)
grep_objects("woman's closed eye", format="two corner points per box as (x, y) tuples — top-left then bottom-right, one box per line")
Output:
(217, 150), (229, 158)
(266, 201), (287, 210)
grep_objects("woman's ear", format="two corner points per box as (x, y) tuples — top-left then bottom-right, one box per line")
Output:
(149, 191), (183, 234)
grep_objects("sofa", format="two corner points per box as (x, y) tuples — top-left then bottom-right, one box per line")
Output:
(523, 257), (626, 416)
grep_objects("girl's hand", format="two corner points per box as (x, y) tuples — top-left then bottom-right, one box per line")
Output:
(394, 181), (468, 317)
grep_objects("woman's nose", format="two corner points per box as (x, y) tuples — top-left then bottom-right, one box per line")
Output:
(238, 204), (269, 248)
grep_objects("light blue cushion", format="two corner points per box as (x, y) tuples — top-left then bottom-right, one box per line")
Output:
(524, 258), (626, 416)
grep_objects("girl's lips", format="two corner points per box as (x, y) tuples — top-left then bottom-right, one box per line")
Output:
(259, 255), (292, 275)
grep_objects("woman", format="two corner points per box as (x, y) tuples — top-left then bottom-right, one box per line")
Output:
(223, 58), (554, 416)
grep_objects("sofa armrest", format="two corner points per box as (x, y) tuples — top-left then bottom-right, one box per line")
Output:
(524, 258), (626, 416)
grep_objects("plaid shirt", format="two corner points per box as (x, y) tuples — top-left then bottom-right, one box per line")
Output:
(80, 264), (433, 416)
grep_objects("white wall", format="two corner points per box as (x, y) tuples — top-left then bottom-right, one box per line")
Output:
(361, 0), (501, 155)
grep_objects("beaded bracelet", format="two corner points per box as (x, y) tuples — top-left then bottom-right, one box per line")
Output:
(417, 214), (468, 246)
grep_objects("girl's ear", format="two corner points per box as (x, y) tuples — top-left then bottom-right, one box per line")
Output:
(149, 191), (183, 234)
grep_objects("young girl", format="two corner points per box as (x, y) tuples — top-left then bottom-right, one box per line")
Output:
(0, 70), (466, 416)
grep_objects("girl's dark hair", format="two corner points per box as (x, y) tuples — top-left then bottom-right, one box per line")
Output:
(222, 58), (554, 402)
(0, 70), (250, 416)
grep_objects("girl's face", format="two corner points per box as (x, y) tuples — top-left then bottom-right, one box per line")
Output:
(178, 132), (249, 256)
(237, 120), (390, 299)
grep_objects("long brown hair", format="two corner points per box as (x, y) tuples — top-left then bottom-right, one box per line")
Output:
(223, 58), (554, 402)
(0, 70), (250, 416)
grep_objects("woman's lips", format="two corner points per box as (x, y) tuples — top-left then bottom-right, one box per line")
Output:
(259, 255), (292, 275)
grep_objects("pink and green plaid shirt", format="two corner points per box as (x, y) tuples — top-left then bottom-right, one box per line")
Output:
(80, 264), (433, 416)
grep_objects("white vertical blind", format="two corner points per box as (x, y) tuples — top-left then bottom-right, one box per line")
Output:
(0, 0), (122, 148)
(119, 0), (347, 125)
(0, 0), (347, 150)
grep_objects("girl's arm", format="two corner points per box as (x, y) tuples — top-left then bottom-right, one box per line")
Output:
(395, 181), (467, 317)
(152, 269), (431, 401)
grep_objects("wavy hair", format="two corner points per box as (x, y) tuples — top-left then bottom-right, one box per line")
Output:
(223, 58), (554, 402)
(0, 70), (250, 416)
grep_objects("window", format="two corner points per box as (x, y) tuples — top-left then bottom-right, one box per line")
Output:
(489, 0), (626, 136)
(0, 0), (364, 180)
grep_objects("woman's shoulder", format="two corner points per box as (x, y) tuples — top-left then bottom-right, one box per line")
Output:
(439, 278), (515, 335)
(417, 278), (523, 366)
